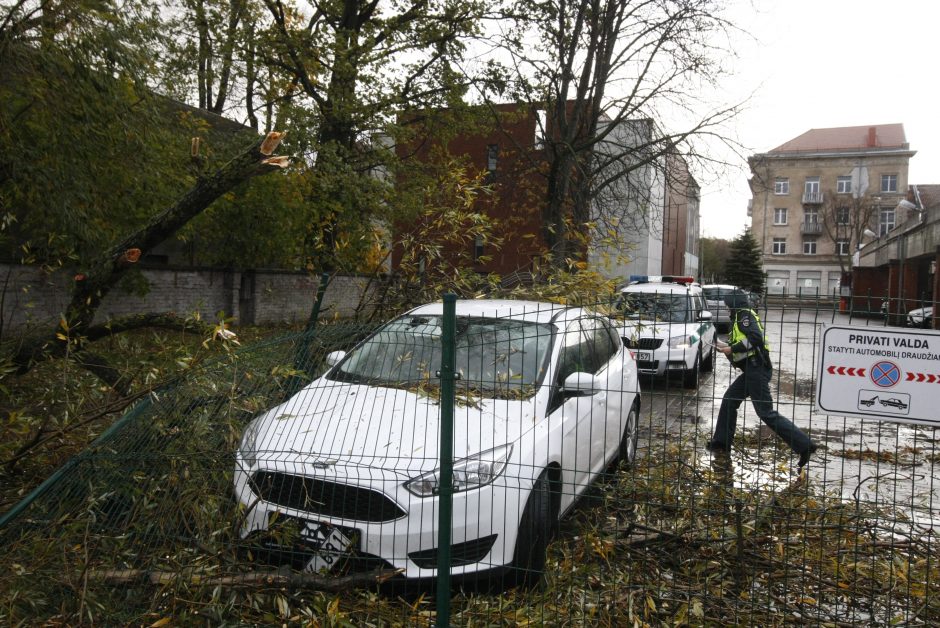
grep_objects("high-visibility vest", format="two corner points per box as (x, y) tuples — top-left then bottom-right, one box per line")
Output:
(729, 309), (771, 364)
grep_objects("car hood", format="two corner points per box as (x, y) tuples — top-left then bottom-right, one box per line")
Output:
(246, 379), (538, 475)
(617, 319), (688, 339)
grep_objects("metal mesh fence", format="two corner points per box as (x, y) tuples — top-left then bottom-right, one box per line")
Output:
(1, 293), (937, 625)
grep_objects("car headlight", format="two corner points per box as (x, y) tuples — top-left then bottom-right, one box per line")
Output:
(668, 333), (692, 350)
(239, 420), (261, 468)
(404, 444), (513, 497)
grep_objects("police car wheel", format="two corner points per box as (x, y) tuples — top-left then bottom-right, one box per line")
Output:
(682, 351), (700, 388)
(701, 344), (715, 373)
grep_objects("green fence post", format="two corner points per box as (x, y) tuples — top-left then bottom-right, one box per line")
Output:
(436, 293), (456, 628)
(304, 272), (332, 335)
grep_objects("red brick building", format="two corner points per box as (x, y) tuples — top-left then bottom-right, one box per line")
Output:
(395, 103), (701, 282)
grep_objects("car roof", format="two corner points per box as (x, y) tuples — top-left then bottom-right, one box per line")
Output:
(406, 299), (588, 325)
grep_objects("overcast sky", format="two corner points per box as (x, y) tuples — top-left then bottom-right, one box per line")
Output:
(698, 0), (939, 239)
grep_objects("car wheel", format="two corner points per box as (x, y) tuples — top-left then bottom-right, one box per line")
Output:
(512, 470), (557, 588)
(619, 402), (639, 468)
(701, 343), (715, 373)
(682, 350), (700, 388)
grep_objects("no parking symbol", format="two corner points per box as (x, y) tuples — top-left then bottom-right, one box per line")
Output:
(870, 361), (901, 388)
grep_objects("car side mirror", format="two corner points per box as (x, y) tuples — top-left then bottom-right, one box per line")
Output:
(561, 372), (599, 396)
(699, 310), (713, 321)
(326, 350), (347, 367)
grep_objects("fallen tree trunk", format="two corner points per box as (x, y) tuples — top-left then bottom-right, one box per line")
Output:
(88, 566), (403, 591)
(11, 132), (287, 375)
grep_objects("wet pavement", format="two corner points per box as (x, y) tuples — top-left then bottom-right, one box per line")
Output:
(636, 305), (940, 532)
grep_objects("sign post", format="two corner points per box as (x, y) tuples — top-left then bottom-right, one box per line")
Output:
(816, 324), (940, 426)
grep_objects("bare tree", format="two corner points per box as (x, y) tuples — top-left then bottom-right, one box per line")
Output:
(483, 0), (745, 268)
(819, 189), (879, 275)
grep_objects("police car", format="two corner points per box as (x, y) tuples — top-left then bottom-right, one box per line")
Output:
(613, 276), (716, 387)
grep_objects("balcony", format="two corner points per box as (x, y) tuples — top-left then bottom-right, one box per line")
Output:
(802, 191), (824, 204)
(800, 221), (822, 234)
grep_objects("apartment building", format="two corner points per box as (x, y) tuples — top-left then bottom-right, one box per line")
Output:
(588, 119), (701, 279)
(747, 124), (915, 296)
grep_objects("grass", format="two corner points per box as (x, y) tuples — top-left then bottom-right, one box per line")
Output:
(0, 323), (937, 626)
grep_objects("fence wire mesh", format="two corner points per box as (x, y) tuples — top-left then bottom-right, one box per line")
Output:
(1, 294), (938, 626)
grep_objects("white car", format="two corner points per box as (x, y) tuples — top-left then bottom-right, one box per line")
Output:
(702, 284), (760, 331)
(614, 276), (716, 387)
(701, 284), (738, 331)
(907, 306), (933, 328)
(234, 300), (640, 582)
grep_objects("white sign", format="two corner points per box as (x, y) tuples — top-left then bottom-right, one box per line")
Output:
(816, 324), (940, 426)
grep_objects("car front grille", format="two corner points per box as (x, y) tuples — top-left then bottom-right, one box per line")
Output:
(624, 337), (663, 350)
(250, 471), (407, 522)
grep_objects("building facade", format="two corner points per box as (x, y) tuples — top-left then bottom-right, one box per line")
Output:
(397, 104), (701, 283)
(853, 184), (940, 327)
(747, 124), (915, 296)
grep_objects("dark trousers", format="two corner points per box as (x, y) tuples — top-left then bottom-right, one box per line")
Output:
(712, 358), (813, 454)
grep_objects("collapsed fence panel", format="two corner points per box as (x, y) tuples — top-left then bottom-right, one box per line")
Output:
(0, 295), (938, 626)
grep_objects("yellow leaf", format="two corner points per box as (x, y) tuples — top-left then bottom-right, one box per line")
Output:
(150, 619), (172, 628)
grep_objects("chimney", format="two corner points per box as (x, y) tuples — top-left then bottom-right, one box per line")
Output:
(867, 126), (877, 147)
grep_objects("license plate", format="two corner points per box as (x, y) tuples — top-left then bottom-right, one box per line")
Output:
(299, 520), (354, 573)
(638, 351), (652, 361)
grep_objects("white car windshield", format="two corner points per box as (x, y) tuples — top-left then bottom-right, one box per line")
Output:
(703, 288), (733, 301)
(328, 315), (554, 399)
(616, 293), (693, 323)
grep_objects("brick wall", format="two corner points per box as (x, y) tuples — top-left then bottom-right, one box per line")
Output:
(0, 264), (377, 335)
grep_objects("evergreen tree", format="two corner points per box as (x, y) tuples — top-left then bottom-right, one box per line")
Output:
(724, 230), (765, 295)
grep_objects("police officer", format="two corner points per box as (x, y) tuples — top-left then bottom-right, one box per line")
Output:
(706, 291), (819, 468)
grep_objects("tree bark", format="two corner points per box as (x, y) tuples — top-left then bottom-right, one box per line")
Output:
(87, 566), (403, 590)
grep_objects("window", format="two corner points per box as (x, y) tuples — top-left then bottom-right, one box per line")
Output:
(837, 176), (852, 194)
(772, 238), (787, 255)
(796, 271), (821, 293)
(556, 318), (616, 384)
(836, 239), (850, 256)
(535, 109), (548, 147)
(773, 208), (787, 225)
(766, 270), (789, 295)
(484, 144), (498, 183)
(836, 206), (850, 225)
(803, 237), (817, 255)
(881, 174), (898, 193)
(879, 208), (895, 235)
(804, 208), (819, 224)
(474, 235), (484, 261)
(774, 178), (789, 195)
(804, 177), (820, 195)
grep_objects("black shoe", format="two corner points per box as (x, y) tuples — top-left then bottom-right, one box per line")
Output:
(706, 440), (730, 454)
(798, 443), (819, 468)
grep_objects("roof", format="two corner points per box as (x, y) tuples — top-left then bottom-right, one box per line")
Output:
(768, 124), (908, 154)
(913, 184), (940, 209)
(407, 299), (579, 324)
